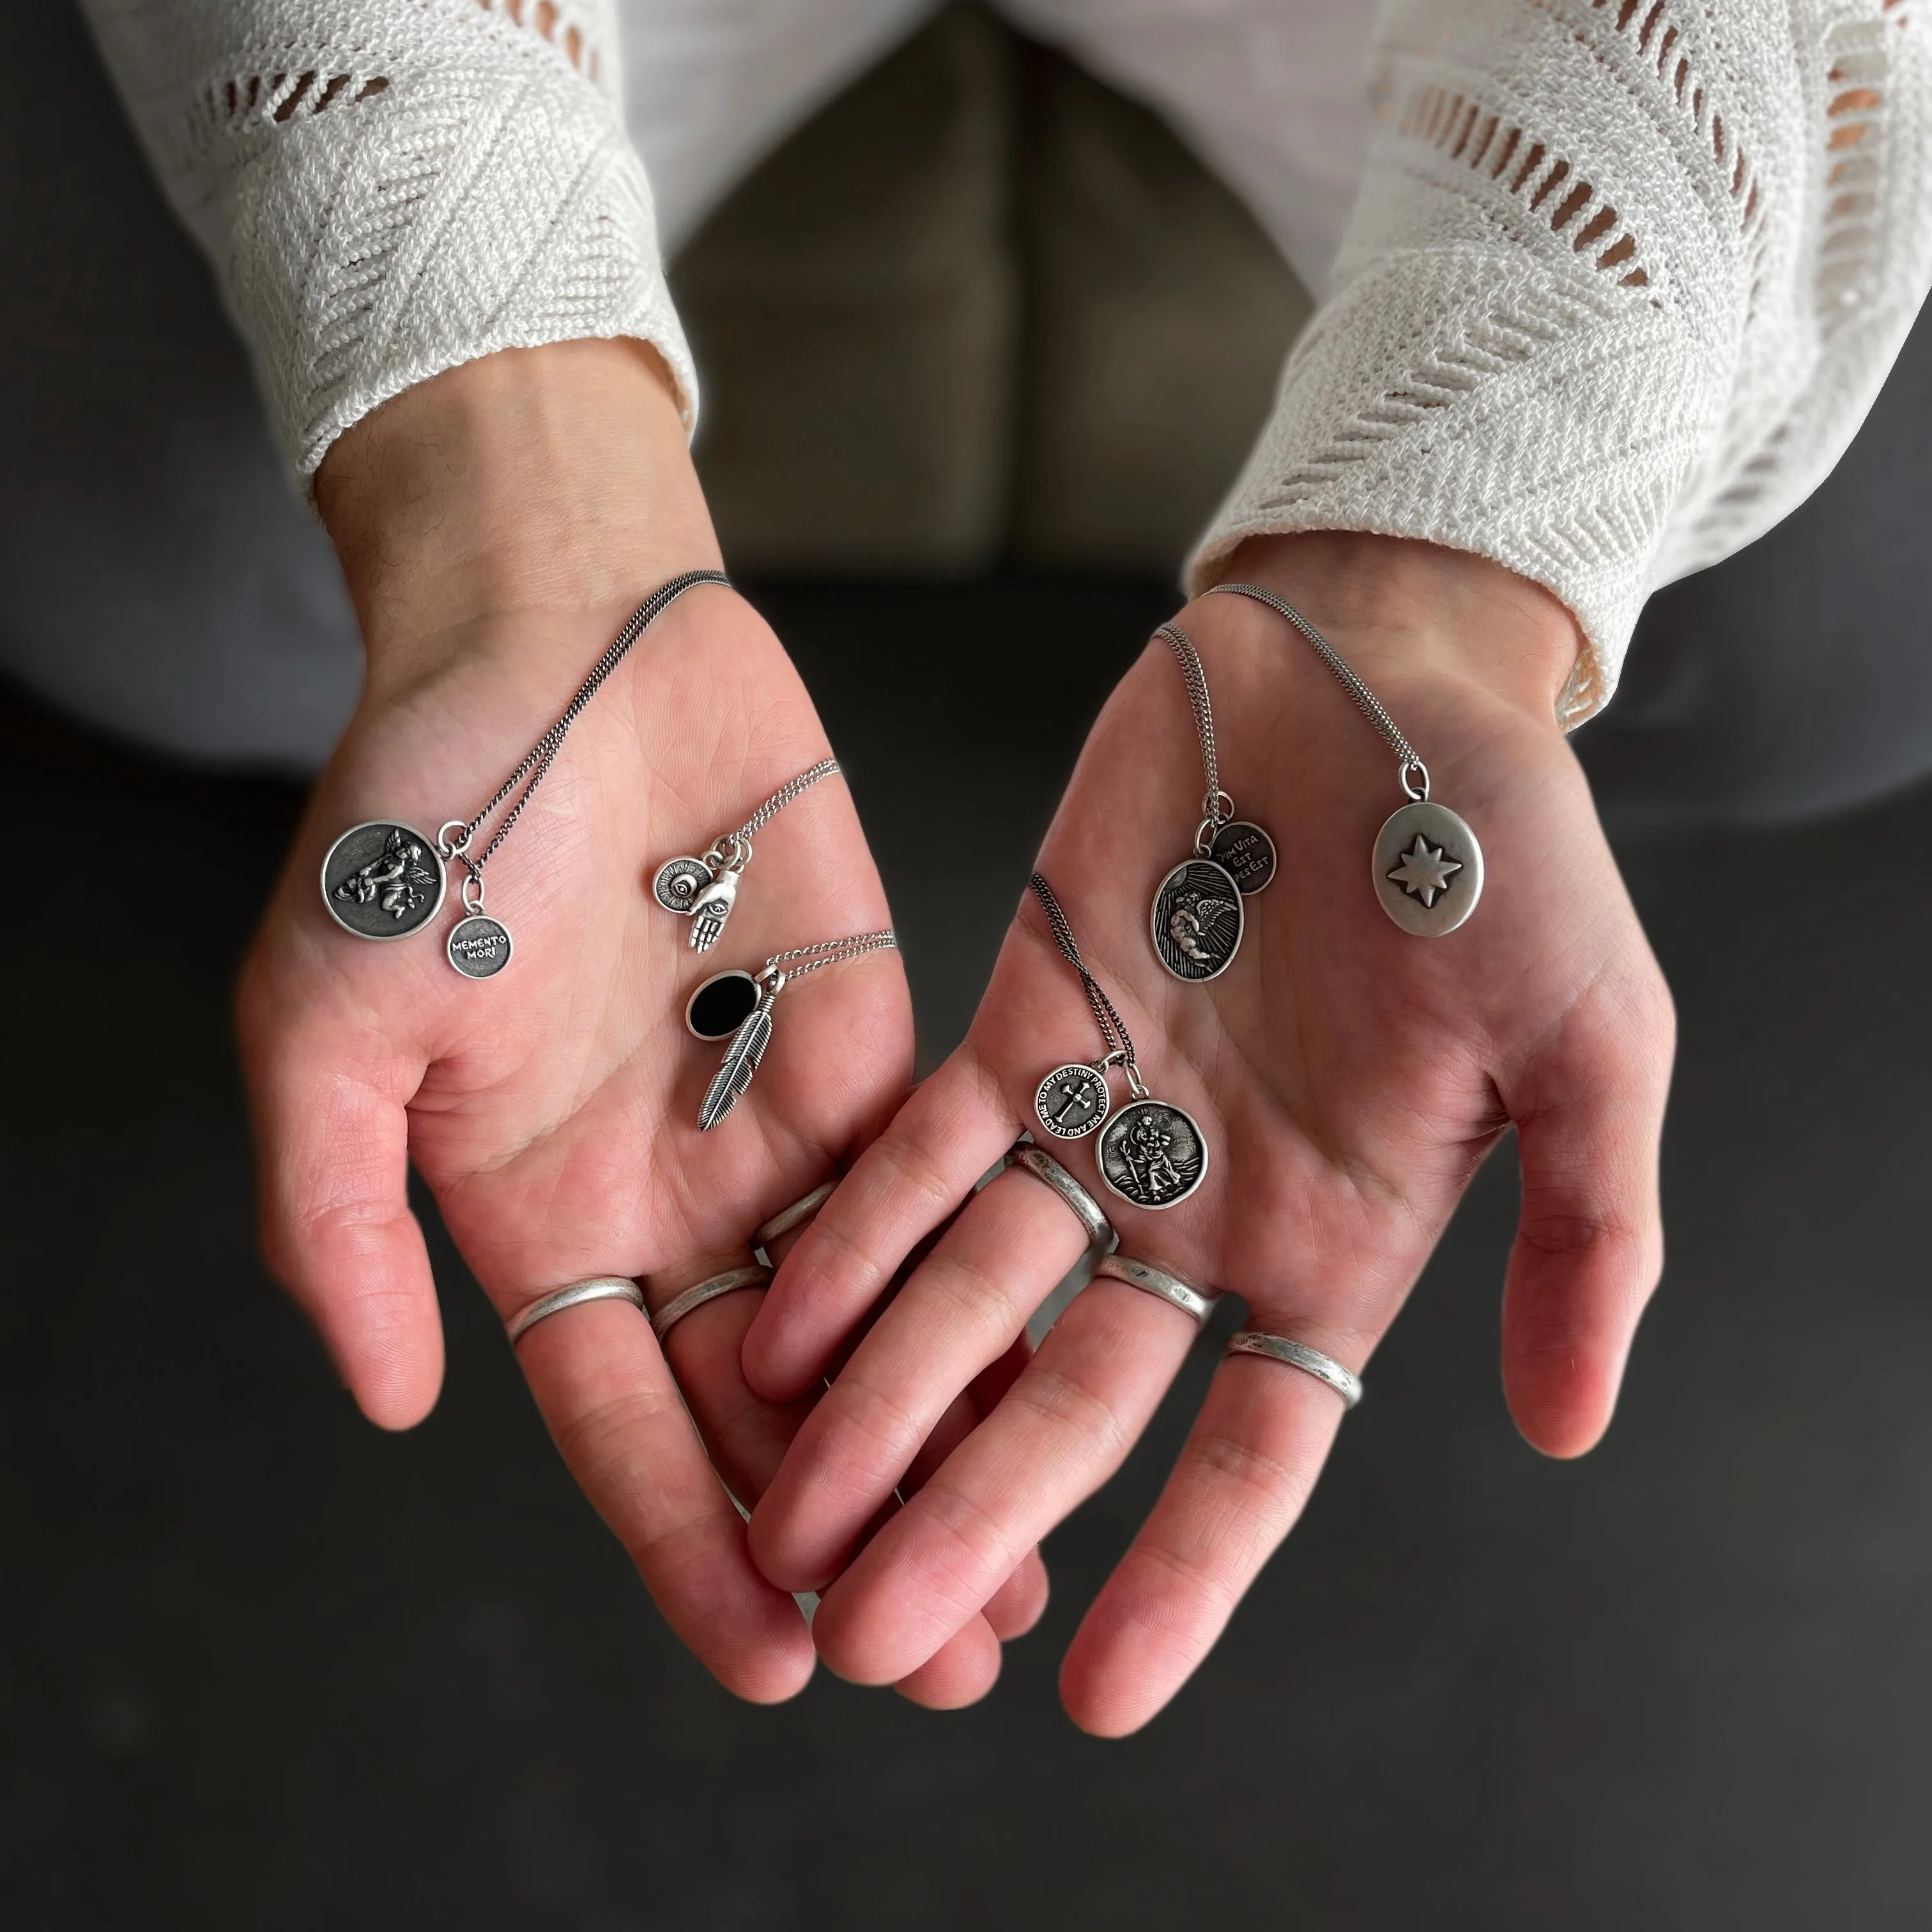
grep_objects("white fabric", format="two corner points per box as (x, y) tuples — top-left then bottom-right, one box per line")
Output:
(79, 0), (1932, 721)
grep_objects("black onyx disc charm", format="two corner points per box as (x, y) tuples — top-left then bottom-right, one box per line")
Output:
(1373, 801), (1483, 937)
(686, 969), (762, 1041)
(321, 821), (446, 940)
(1150, 858), (1244, 981)
(1098, 1099), (1209, 1211)
(1210, 820), (1277, 894)
(447, 916), (512, 978)
(1034, 1064), (1111, 1140)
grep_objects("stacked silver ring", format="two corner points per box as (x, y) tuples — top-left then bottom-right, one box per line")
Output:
(1002, 1143), (1117, 1254)
(753, 1181), (837, 1253)
(1225, 1330), (1363, 1409)
(648, 1264), (772, 1342)
(505, 1276), (645, 1344)
(1092, 1254), (1219, 1326)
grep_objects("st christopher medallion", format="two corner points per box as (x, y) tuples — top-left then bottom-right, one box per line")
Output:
(321, 822), (447, 940)
(447, 916), (512, 978)
(1097, 1099), (1208, 1211)
(1151, 859), (1244, 981)
(1373, 800), (1483, 937)
(1035, 1063), (1111, 1140)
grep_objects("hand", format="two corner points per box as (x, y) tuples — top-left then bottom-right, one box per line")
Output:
(236, 340), (1043, 1705)
(741, 533), (1674, 1732)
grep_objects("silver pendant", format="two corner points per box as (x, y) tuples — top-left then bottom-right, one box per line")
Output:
(321, 822), (446, 940)
(654, 855), (740, 951)
(1373, 800), (1484, 937)
(686, 969), (762, 1040)
(1097, 1098), (1209, 1211)
(1150, 858), (1244, 981)
(1034, 1063), (1112, 1140)
(447, 915), (512, 977)
(1211, 820), (1276, 894)
(699, 985), (778, 1130)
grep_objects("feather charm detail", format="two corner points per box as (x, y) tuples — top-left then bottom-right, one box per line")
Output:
(698, 987), (778, 1130)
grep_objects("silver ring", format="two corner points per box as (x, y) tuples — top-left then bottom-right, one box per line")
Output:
(1003, 1144), (1117, 1255)
(1093, 1254), (1219, 1326)
(505, 1276), (645, 1345)
(753, 1181), (837, 1253)
(1225, 1330), (1363, 1409)
(648, 1264), (772, 1342)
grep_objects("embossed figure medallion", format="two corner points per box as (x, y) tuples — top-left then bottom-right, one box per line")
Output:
(447, 915), (512, 978)
(1150, 858), (1244, 981)
(1098, 1099), (1208, 1211)
(654, 857), (716, 916)
(1034, 1063), (1112, 1140)
(1372, 801), (1483, 937)
(1210, 820), (1277, 894)
(321, 822), (447, 940)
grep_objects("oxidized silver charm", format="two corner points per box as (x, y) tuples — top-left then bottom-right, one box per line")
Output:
(321, 822), (447, 940)
(447, 916), (512, 978)
(1151, 858), (1244, 981)
(655, 852), (743, 952)
(1211, 821), (1276, 894)
(654, 857), (715, 914)
(1097, 1099), (1209, 1211)
(1373, 800), (1483, 937)
(1035, 1063), (1112, 1140)
(686, 969), (763, 1041)
(700, 983), (779, 1130)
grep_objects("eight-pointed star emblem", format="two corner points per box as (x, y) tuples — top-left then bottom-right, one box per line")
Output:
(1386, 834), (1463, 909)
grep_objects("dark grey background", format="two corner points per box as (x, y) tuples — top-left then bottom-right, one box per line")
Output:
(3, 572), (1929, 1929)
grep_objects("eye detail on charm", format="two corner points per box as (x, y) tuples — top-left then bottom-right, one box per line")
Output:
(320, 822), (447, 940)
(1372, 801), (1483, 937)
(1034, 1064), (1112, 1140)
(1150, 859), (1244, 981)
(1097, 1100), (1208, 1211)
(654, 855), (714, 914)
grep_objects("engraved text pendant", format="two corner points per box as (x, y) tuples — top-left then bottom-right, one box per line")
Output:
(447, 915), (512, 978)
(1034, 1063), (1111, 1140)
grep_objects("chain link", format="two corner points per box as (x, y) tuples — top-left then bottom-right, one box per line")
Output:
(760, 929), (898, 982)
(1157, 623), (1223, 829)
(1208, 581), (1428, 796)
(447, 569), (733, 882)
(1027, 874), (1138, 1073)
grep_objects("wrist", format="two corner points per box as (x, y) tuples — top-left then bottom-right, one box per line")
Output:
(316, 339), (721, 686)
(1215, 533), (1581, 725)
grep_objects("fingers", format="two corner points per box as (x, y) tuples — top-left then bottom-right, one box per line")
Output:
(1057, 1332), (1356, 1737)
(240, 992), (443, 1430)
(808, 1271), (1199, 1685)
(749, 1162), (1092, 1592)
(1499, 972), (1674, 1458)
(743, 1048), (1018, 1400)
(512, 1294), (815, 1704)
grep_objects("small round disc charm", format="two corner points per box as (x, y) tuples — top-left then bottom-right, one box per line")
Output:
(1374, 801), (1483, 937)
(1034, 1064), (1112, 1140)
(1210, 821), (1277, 894)
(654, 856), (716, 914)
(1098, 1099), (1208, 1211)
(1150, 858), (1245, 981)
(447, 916), (512, 978)
(686, 969), (762, 1041)
(321, 821), (447, 940)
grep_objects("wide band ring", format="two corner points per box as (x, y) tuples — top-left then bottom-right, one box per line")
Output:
(506, 1276), (645, 1345)
(648, 1264), (772, 1342)
(753, 1181), (838, 1253)
(1225, 1330), (1363, 1409)
(1093, 1254), (1219, 1326)
(1003, 1144), (1117, 1255)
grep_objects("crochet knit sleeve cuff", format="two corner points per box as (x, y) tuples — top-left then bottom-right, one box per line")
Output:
(80, 0), (696, 486)
(1188, 0), (1932, 725)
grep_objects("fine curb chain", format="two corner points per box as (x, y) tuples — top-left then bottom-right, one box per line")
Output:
(445, 568), (732, 880)
(1028, 875), (1139, 1078)
(1157, 623), (1230, 831)
(758, 929), (898, 986)
(1208, 581), (1429, 800)
(710, 758), (841, 868)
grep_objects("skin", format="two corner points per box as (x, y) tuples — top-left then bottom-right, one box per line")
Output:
(238, 338), (1045, 1709)
(742, 530), (1676, 1735)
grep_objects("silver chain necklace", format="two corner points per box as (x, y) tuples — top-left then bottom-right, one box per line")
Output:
(1208, 583), (1485, 936)
(1147, 622), (1276, 984)
(319, 569), (733, 977)
(1028, 875), (1208, 1211)
(651, 758), (842, 953)
(685, 930), (899, 1130)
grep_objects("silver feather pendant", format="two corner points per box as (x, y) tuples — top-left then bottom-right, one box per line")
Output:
(698, 985), (779, 1130)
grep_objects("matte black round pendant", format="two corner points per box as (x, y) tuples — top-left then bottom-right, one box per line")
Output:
(321, 821), (446, 939)
(686, 969), (762, 1041)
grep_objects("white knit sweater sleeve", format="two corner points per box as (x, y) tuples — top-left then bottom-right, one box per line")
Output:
(1189, 0), (1932, 723)
(77, 0), (695, 484)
